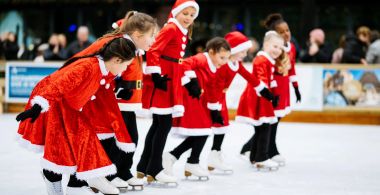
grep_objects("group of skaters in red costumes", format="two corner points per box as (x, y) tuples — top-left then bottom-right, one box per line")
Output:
(15, 0), (301, 194)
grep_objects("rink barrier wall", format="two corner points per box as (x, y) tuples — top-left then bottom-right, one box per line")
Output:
(1, 61), (380, 125)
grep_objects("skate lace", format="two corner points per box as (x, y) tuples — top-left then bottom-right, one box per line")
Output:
(53, 182), (62, 192)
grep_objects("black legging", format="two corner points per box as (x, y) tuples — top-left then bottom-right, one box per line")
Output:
(43, 170), (87, 187)
(170, 136), (208, 164)
(240, 127), (256, 155)
(137, 114), (172, 177)
(268, 118), (281, 158)
(211, 134), (225, 151)
(249, 123), (271, 162)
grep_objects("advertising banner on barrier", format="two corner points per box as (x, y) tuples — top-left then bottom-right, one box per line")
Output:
(5, 62), (61, 103)
(323, 67), (380, 108)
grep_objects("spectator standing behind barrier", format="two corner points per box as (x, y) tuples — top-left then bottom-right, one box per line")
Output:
(300, 28), (332, 63)
(1, 32), (19, 60)
(342, 26), (371, 65)
(331, 35), (346, 64)
(65, 26), (92, 58)
(43, 34), (66, 61)
(366, 30), (380, 64)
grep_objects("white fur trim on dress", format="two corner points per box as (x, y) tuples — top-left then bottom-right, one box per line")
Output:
(181, 76), (191, 85)
(204, 52), (217, 73)
(270, 80), (278, 88)
(257, 51), (275, 65)
(185, 70), (197, 78)
(40, 158), (77, 175)
(96, 56), (109, 76)
(31, 95), (49, 113)
(135, 108), (152, 118)
(76, 164), (117, 181)
(96, 133), (115, 140)
(254, 81), (267, 97)
(289, 75), (298, 83)
(171, 1), (199, 19)
(274, 106), (292, 117)
(235, 115), (278, 126)
(231, 40), (253, 55)
(171, 127), (212, 137)
(207, 102), (222, 111)
(212, 126), (229, 135)
(150, 105), (185, 116)
(118, 103), (142, 112)
(168, 18), (188, 35)
(145, 66), (161, 74)
(15, 134), (44, 153)
(115, 140), (136, 153)
(227, 61), (239, 72)
(284, 42), (291, 53)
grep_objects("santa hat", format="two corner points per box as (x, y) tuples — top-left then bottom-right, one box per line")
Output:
(169, 0), (199, 19)
(112, 19), (124, 30)
(224, 31), (253, 55)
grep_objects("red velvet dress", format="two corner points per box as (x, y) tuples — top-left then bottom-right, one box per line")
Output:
(172, 53), (217, 136)
(236, 51), (278, 126)
(17, 57), (127, 180)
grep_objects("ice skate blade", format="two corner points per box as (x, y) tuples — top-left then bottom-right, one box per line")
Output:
(90, 187), (118, 195)
(145, 175), (178, 188)
(254, 165), (279, 172)
(128, 184), (144, 191)
(184, 171), (209, 181)
(208, 166), (234, 175)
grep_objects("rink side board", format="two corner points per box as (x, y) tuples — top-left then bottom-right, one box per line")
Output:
(5, 61), (62, 103)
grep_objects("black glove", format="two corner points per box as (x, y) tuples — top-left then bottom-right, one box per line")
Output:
(294, 86), (301, 103)
(184, 78), (201, 99)
(151, 73), (170, 91)
(16, 104), (42, 123)
(116, 88), (134, 100)
(210, 110), (224, 125)
(259, 87), (274, 101)
(272, 96), (280, 108)
(114, 78), (134, 100)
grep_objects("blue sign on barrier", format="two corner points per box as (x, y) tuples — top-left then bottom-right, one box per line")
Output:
(5, 62), (62, 103)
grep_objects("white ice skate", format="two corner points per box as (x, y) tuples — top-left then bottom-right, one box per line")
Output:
(208, 150), (233, 174)
(127, 177), (144, 191)
(240, 151), (251, 161)
(87, 177), (120, 195)
(253, 159), (279, 171)
(162, 152), (177, 176)
(110, 177), (129, 192)
(184, 163), (210, 181)
(146, 170), (178, 188)
(66, 186), (96, 195)
(42, 174), (64, 195)
(271, 154), (286, 166)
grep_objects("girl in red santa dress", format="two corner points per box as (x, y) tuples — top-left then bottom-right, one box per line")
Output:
(73, 11), (157, 192)
(136, 0), (202, 185)
(239, 14), (301, 167)
(205, 31), (274, 174)
(236, 31), (288, 170)
(16, 37), (136, 195)
(161, 37), (231, 181)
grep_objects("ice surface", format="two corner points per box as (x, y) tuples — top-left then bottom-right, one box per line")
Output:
(1, 113), (379, 195)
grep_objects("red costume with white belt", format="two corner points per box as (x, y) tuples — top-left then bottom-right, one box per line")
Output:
(272, 42), (298, 117)
(236, 51), (278, 126)
(17, 57), (134, 180)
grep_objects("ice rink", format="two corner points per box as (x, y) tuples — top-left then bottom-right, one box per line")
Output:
(1, 113), (379, 195)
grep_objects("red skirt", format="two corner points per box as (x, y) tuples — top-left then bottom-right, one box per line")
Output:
(236, 84), (278, 126)
(171, 91), (212, 137)
(142, 61), (185, 118)
(272, 74), (291, 117)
